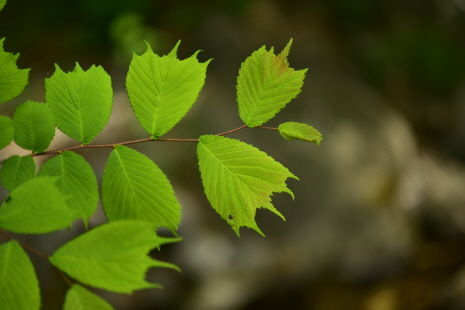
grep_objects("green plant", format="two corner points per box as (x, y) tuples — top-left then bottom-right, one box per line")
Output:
(0, 2), (322, 309)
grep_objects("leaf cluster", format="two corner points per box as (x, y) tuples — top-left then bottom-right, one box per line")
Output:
(0, 1), (322, 307)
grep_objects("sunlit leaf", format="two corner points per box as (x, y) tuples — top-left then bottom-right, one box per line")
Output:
(38, 151), (98, 228)
(45, 63), (113, 145)
(13, 100), (55, 153)
(278, 121), (322, 145)
(237, 39), (307, 127)
(0, 38), (30, 104)
(50, 221), (181, 293)
(197, 135), (298, 236)
(0, 155), (35, 191)
(0, 177), (76, 234)
(63, 285), (115, 310)
(0, 241), (40, 310)
(102, 145), (181, 234)
(126, 40), (211, 139)
(0, 115), (13, 149)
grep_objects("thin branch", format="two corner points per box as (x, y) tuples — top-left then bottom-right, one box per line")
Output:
(0, 229), (49, 259)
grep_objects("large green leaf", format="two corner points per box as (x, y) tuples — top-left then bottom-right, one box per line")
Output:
(237, 39), (307, 127)
(0, 115), (13, 149)
(38, 151), (98, 227)
(63, 285), (115, 310)
(126, 41), (211, 139)
(0, 38), (30, 104)
(278, 121), (323, 145)
(0, 177), (76, 234)
(49, 221), (181, 293)
(45, 63), (113, 145)
(102, 145), (181, 234)
(0, 241), (40, 310)
(13, 100), (55, 153)
(197, 135), (298, 236)
(0, 155), (35, 191)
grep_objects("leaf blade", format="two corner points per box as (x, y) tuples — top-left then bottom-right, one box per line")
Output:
(126, 41), (211, 138)
(49, 221), (181, 293)
(102, 145), (181, 234)
(237, 39), (307, 127)
(0, 241), (40, 310)
(197, 135), (298, 236)
(63, 284), (115, 310)
(0, 115), (14, 150)
(0, 38), (30, 104)
(278, 121), (323, 144)
(0, 155), (35, 191)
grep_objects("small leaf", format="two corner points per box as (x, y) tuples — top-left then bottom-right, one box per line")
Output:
(13, 100), (55, 153)
(38, 151), (99, 228)
(45, 63), (113, 145)
(63, 284), (115, 310)
(0, 115), (14, 149)
(49, 221), (181, 293)
(197, 135), (298, 236)
(102, 145), (181, 234)
(126, 40), (211, 139)
(278, 122), (322, 145)
(237, 39), (307, 127)
(0, 155), (35, 191)
(0, 177), (76, 234)
(0, 241), (40, 310)
(0, 38), (30, 104)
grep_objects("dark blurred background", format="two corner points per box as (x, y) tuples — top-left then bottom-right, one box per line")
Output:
(2, 0), (465, 309)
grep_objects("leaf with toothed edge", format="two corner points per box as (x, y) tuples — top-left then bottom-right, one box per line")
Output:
(278, 121), (323, 144)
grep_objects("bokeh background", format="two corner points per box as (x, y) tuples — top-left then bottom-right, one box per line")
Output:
(2, 0), (465, 309)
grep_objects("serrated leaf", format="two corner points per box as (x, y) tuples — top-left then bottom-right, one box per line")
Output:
(0, 115), (14, 149)
(63, 285), (115, 310)
(197, 135), (298, 236)
(102, 145), (181, 234)
(278, 121), (322, 145)
(37, 151), (98, 228)
(237, 39), (307, 127)
(0, 177), (76, 234)
(45, 63), (113, 145)
(0, 240), (40, 310)
(0, 155), (35, 191)
(0, 38), (30, 104)
(126, 40), (211, 139)
(50, 221), (181, 293)
(13, 100), (55, 153)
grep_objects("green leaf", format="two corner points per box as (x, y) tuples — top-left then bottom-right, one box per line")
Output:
(0, 0), (6, 12)
(37, 151), (98, 228)
(0, 38), (30, 104)
(197, 135), (298, 236)
(0, 177), (76, 234)
(0, 241), (40, 310)
(126, 40), (211, 139)
(0, 155), (35, 191)
(63, 284), (115, 310)
(0, 115), (14, 150)
(13, 100), (55, 153)
(237, 39), (307, 127)
(45, 63), (113, 145)
(278, 121), (323, 145)
(102, 145), (181, 234)
(49, 221), (181, 293)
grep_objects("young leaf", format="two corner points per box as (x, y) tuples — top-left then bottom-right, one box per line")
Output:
(49, 221), (181, 293)
(0, 241), (40, 310)
(237, 39), (307, 127)
(0, 155), (35, 191)
(102, 145), (181, 234)
(197, 135), (299, 236)
(0, 38), (30, 104)
(37, 151), (99, 228)
(0, 177), (76, 234)
(13, 100), (55, 153)
(63, 284), (115, 310)
(45, 63), (113, 145)
(126, 41), (211, 139)
(0, 115), (13, 149)
(278, 121), (323, 145)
